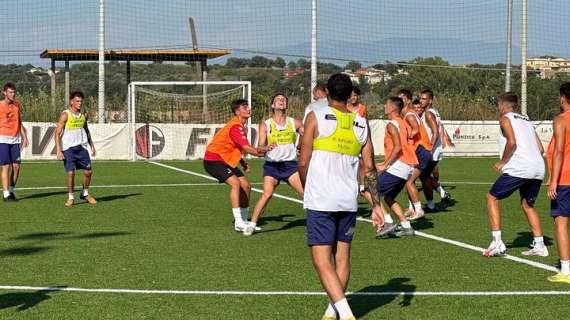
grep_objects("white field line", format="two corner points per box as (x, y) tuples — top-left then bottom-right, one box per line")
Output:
(149, 161), (558, 274)
(17, 182), (262, 191)
(0, 285), (568, 296)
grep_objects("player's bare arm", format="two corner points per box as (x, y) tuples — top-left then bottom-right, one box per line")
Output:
(54, 111), (68, 160)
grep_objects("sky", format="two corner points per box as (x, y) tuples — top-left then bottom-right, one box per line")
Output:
(1, 0), (568, 67)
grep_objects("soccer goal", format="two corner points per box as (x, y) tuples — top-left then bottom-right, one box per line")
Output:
(127, 81), (252, 161)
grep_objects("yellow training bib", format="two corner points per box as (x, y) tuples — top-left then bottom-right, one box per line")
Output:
(313, 108), (362, 156)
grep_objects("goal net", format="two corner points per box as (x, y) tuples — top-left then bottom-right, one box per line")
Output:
(128, 81), (252, 161)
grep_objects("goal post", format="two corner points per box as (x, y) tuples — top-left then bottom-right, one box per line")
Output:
(128, 81), (252, 161)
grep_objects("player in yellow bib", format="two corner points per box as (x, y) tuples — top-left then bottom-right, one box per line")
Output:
(300, 74), (383, 320)
(244, 94), (303, 236)
(54, 91), (97, 207)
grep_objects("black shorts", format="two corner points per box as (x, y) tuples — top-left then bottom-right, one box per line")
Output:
(203, 160), (244, 183)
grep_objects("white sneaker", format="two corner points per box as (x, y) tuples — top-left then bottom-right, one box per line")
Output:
(234, 222), (248, 232)
(522, 242), (549, 257)
(483, 240), (506, 257)
(408, 210), (425, 221)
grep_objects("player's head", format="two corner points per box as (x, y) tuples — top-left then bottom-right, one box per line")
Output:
(69, 90), (84, 110)
(349, 86), (361, 105)
(231, 99), (251, 118)
(326, 73), (353, 104)
(560, 82), (570, 111)
(420, 89), (434, 108)
(385, 96), (404, 116)
(270, 93), (288, 112)
(3, 82), (16, 102)
(312, 82), (327, 100)
(398, 89), (413, 106)
(497, 92), (518, 114)
(412, 98), (423, 115)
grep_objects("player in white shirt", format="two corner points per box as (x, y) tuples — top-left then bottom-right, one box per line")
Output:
(303, 82), (328, 123)
(483, 93), (548, 257)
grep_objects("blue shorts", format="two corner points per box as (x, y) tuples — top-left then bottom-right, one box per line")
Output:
(378, 171), (407, 200)
(63, 145), (92, 172)
(263, 161), (298, 183)
(416, 145), (432, 174)
(551, 186), (570, 218)
(0, 143), (21, 165)
(306, 210), (357, 246)
(489, 174), (542, 206)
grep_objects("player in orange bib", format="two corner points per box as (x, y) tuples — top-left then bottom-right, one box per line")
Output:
(203, 99), (274, 232)
(546, 82), (570, 283)
(0, 83), (29, 201)
(375, 97), (419, 238)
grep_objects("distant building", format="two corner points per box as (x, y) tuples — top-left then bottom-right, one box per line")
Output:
(527, 57), (570, 79)
(342, 67), (392, 85)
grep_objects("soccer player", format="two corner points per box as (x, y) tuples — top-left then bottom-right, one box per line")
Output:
(54, 91), (97, 207)
(203, 99), (273, 232)
(546, 82), (570, 283)
(419, 89), (446, 211)
(375, 97), (418, 237)
(483, 93), (547, 257)
(299, 73), (381, 320)
(0, 82), (28, 201)
(347, 86), (366, 118)
(398, 90), (425, 220)
(243, 93), (303, 236)
(303, 82), (328, 123)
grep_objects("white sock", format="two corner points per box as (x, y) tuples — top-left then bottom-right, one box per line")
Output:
(8, 186), (14, 193)
(68, 193), (74, 200)
(232, 208), (244, 225)
(82, 189), (89, 197)
(3, 190), (10, 198)
(334, 298), (353, 320)
(413, 202), (423, 212)
(492, 230), (502, 242)
(427, 200), (435, 209)
(561, 260), (570, 275)
(437, 185), (446, 198)
(408, 200), (413, 210)
(240, 207), (249, 222)
(359, 185), (365, 193)
(533, 236), (544, 247)
(401, 220), (411, 229)
(384, 213), (394, 224)
(323, 302), (336, 318)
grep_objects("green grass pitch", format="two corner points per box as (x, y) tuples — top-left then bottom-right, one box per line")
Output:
(0, 158), (569, 319)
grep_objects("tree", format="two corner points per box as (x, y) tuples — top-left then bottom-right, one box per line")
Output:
(287, 61), (298, 69)
(226, 57), (248, 68)
(249, 56), (272, 68)
(274, 57), (286, 68)
(297, 58), (310, 69)
(345, 60), (362, 72)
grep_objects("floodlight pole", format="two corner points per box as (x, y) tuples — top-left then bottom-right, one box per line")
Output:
(310, 0), (317, 102)
(505, 0), (513, 92)
(521, 0), (528, 115)
(98, 0), (105, 123)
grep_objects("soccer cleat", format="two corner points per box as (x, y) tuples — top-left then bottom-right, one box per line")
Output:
(440, 194), (455, 208)
(404, 208), (414, 218)
(547, 273), (570, 284)
(408, 210), (425, 221)
(483, 241), (506, 257)
(375, 222), (398, 238)
(234, 223), (247, 232)
(521, 241), (549, 257)
(243, 224), (255, 236)
(3, 196), (16, 202)
(65, 199), (74, 207)
(394, 225), (415, 237)
(423, 205), (438, 213)
(80, 194), (97, 204)
(9, 192), (16, 200)
(321, 316), (337, 320)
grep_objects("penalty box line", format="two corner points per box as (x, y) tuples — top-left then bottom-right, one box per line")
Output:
(0, 285), (569, 297)
(149, 161), (558, 274)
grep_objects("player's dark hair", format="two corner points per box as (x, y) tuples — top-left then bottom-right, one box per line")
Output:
(412, 99), (421, 105)
(327, 73), (353, 102)
(3, 82), (16, 91)
(70, 90), (84, 100)
(420, 89), (434, 99)
(560, 82), (570, 102)
(498, 92), (518, 108)
(387, 96), (404, 112)
(352, 86), (361, 96)
(398, 89), (413, 100)
(231, 99), (248, 114)
(313, 81), (327, 93)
